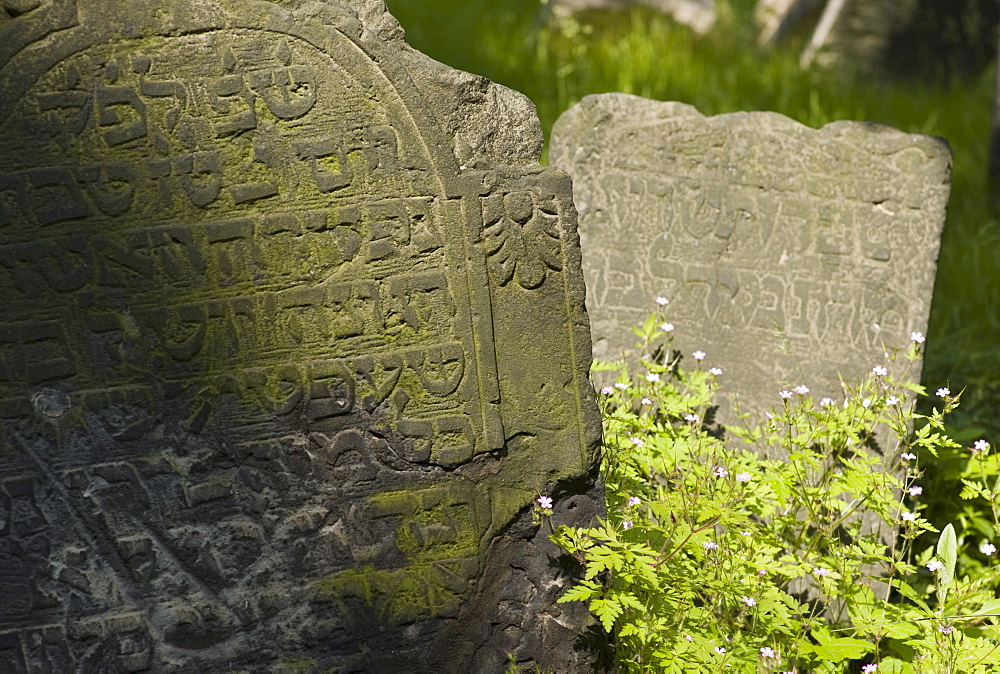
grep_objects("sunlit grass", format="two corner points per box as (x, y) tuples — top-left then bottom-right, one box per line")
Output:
(386, 0), (1000, 434)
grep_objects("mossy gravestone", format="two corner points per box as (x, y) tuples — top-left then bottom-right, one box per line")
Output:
(0, 1), (602, 670)
(551, 94), (951, 424)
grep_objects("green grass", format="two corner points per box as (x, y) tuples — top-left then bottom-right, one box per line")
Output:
(385, 0), (1000, 435)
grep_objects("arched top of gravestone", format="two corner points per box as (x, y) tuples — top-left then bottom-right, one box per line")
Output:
(0, 0), (543, 177)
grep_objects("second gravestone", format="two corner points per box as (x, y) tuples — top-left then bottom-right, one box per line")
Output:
(551, 94), (951, 421)
(0, 1), (602, 671)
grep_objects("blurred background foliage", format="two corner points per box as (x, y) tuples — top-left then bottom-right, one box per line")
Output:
(385, 0), (1000, 442)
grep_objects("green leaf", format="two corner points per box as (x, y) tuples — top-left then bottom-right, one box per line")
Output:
(811, 638), (874, 662)
(877, 657), (914, 674)
(971, 598), (1000, 617)
(937, 523), (958, 588)
(558, 580), (600, 604)
(891, 579), (930, 613)
(591, 597), (623, 633)
(617, 592), (646, 612)
(882, 620), (920, 640)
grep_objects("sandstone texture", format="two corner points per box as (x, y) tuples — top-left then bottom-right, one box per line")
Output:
(551, 93), (951, 425)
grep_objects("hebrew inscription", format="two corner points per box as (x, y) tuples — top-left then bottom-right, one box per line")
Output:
(551, 94), (950, 420)
(0, 2), (600, 671)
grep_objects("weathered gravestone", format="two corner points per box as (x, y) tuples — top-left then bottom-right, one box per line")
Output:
(545, 0), (716, 35)
(551, 94), (951, 425)
(0, 1), (604, 671)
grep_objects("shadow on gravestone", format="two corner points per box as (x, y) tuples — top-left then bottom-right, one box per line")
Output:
(0, 1), (607, 671)
(551, 94), (951, 437)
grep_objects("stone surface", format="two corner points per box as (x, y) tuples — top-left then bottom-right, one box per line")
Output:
(546, 0), (716, 35)
(551, 94), (951, 425)
(0, 1), (603, 671)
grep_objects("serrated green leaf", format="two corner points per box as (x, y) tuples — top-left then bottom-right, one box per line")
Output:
(618, 623), (642, 638)
(617, 592), (645, 612)
(811, 638), (874, 662)
(960, 480), (983, 500)
(591, 598), (623, 633)
(558, 581), (600, 604)
(891, 579), (931, 613)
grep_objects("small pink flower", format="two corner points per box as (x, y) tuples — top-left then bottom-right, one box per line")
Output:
(537, 495), (553, 510)
(910, 331), (925, 343)
(600, 386), (614, 395)
(645, 373), (660, 382)
(629, 436), (643, 447)
(709, 367), (723, 376)
(886, 396), (900, 406)
(819, 397), (834, 407)
(655, 296), (670, 306)
(872, 366), (888, 377)
(901, 512), (916, 522)
(909, 485), (922, 496)
(627, 496), (641, 507)
(937, 387), (950, 397)
(693, 350), (706, 361)
(794, 384), (809, 395)
(641, 397), (653, 405)
(901, 452), (916, 461)
(779, 390), (793, 399)
(685, 413), (699, 423)
(703, 541), (718, 550)
(760, 646), (776, 658)
(980, 541), (996, 556)
(974, 439), (990, 453)
(714, 647), (726, 654)
(622, 520), (633, 530)
(813, 567), (830, 577)
(735, 472), (751, 483)
(743, 596), (756, 607)
(927, 559), (944, 572)
(661, 322), (674, 332)
(614, 382), (629, 390)
(862, 665), (877, 674)
(940, 624), (954, 634)
(713, 466), (728, 478)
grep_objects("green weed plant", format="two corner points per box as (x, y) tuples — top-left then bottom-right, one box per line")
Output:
(540, 301), (1000, 672)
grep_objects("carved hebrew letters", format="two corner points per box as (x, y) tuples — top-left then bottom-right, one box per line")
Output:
(0, 3), (600, 670)
(551, 95), (950, 418)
